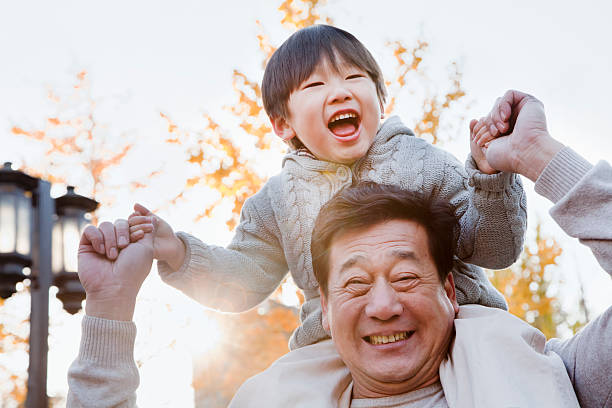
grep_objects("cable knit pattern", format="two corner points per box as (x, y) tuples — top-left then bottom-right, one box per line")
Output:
(465, 156), (527, 267)
(157, 115), (526, 349)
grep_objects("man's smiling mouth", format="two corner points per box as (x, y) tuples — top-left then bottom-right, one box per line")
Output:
(365, 331), (414, 345)
(328, 111), (361, 138)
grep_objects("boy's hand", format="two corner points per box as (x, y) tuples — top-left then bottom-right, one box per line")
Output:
(469, 119), (499, 175)
(129, 203), (186, 271)
(471, 96), (511, 148)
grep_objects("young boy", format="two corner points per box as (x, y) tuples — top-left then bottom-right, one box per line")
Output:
(124, 25), (546, 404)
(131, 24), (520, 345)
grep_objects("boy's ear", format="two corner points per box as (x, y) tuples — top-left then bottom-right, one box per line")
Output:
(270, 116), (296, 142)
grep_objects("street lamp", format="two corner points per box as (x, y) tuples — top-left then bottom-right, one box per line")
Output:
(53, 186), (98, 314)
(0, 162), (36, 298)
(0, 162), (98, 407)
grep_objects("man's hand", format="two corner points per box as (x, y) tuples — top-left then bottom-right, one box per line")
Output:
(128, 203), (186, 271)
(471, 90), (564, 180)
(78, 222), (155, 321)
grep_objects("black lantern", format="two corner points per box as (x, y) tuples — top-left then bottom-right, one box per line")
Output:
(53, 186), (98, 314)
(0, 162), (37, 298)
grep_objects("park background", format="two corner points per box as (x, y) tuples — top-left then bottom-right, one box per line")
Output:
(1, 0), (611, 406)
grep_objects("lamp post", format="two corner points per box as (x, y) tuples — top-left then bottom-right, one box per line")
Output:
(0, 162), (98, 407)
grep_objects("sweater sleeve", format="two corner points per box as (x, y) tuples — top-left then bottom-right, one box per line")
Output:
(67, 316), (139, 408)
(436, 151), (527, 269)
(157, 183), (289, 312)
(538, 147), (612, 408)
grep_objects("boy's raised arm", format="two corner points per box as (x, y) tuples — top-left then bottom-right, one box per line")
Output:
(156, 186), (290, 313)
(434, 130), (527, 270)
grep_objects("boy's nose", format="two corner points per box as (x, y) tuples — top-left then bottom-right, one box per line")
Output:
(328, 84), (352, 104)
(365, 280), (403, 321)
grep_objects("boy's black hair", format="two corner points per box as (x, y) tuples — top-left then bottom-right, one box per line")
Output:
(311, 182), (458, 296)
(262, 25), (387, 149)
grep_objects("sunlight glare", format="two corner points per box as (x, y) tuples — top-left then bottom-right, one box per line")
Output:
(181, 313), (223, 355)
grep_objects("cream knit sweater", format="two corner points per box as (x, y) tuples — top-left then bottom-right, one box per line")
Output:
(157, 116), (526, 349)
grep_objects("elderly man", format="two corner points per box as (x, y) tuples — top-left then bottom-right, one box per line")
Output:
(68, 90), (612, 407)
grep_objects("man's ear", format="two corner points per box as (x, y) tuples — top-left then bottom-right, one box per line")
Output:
(319, 287), (330, 332)
(270, 116), (296, 142)
(444, 273), (460, 316)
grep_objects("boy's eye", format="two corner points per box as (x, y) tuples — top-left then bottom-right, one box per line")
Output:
(346, 74), (365, 80)
(303, 81), (324, 89)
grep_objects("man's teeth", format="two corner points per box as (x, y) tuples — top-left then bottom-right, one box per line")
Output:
(368, 332), (408, 345)
(330, 112), (357, 123)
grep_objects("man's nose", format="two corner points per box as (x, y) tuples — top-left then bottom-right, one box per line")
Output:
(365, 280), (403, 321)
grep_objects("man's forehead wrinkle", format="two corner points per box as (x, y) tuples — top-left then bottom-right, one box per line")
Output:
(334, 246), (421, 277)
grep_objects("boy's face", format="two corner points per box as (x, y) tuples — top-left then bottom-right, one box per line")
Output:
(272, 55), (383, 164)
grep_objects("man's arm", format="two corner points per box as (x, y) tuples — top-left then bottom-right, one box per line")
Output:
(480, 90), (612, 407)
(67, 317), (139, 408)
(67, 222), (154, 407)
(538, 150), (612, 408)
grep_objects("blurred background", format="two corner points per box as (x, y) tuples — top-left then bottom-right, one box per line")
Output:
(1, 0), (611, 406)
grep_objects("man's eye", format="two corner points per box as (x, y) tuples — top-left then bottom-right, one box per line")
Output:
(393, 275), (417, 289)
(303, 82), (323, 89)
(347, 279), (366, 286)
(345, 280), (369, 295)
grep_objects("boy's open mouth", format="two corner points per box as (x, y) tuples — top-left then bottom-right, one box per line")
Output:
(328, 111), (361, 138)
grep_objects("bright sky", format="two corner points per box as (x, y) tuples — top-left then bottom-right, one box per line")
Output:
(1, 0), (611, 406)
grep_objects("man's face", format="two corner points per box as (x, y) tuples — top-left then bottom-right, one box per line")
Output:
(320, 220), (459, 398)
(272, 55), (382, 164)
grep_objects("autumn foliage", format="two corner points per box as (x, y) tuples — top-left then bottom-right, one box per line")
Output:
(9, 71), (155, 224)
(490, 226), (586, 339)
